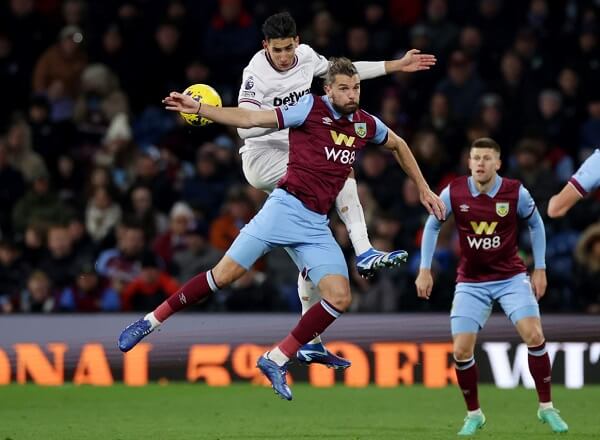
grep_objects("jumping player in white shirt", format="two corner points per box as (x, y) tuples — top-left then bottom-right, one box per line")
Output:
(237, 12), (437, 369)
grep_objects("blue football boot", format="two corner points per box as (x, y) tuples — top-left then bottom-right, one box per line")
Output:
(356, 248), (408, 278)
(256, 355), (292, 401)
(297, 342), (351, 370)
(118, 318), (154, 352)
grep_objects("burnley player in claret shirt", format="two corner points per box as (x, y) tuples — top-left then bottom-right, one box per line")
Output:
(416, 138), (569, 435)
(119, 57), (445, 401)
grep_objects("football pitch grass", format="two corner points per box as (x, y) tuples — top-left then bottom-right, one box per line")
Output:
(3, 384), (598, 439)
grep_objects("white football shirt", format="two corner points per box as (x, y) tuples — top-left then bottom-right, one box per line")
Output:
(237, 44), (329, 153)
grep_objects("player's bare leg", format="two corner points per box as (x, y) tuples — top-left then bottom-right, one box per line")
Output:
(335, 176), (407, 278)
(258, 274), (351, 400)
(515, 317), (568, 433)
(295, 274), (351, 369)
(453, 331), (486, 436)
(118, 256), (246, 352)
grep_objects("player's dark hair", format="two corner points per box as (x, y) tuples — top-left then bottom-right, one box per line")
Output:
(471, 137), (501, 154)
(324, 57), (358, 85)
(262, 12), (297, 40)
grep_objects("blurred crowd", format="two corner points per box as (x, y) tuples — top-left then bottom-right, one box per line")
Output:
(0, 0), (599, 314)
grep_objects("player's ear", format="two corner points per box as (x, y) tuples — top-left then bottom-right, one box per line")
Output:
(496, 159), (502, 170)
(293, 36), (299, 46)
(262, 40), (268, 51)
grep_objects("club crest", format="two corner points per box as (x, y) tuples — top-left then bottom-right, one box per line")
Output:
(354, 122), (367, 138)
(496, 202), (509, 217)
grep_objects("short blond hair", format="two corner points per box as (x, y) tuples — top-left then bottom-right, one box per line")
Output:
(324, 57), (358, 85)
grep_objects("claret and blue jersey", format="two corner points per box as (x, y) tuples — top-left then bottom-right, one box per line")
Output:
(569, 149), (600, 196)
(273, 93), (389, 214)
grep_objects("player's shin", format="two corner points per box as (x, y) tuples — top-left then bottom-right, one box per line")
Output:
(455, 356), (481, 412)
(270, 299), (343, 366)
(528, 342), (552, 406)
(297, 273), (322, 344)
(151, 270), (220, 325)
(335, 178), (371, 255)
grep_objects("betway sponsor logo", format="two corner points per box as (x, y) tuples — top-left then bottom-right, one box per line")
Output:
(273, 88), (311, 106)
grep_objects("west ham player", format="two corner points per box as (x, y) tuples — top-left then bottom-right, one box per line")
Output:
(120, 58), (445, 400)
(548, 149), (600, 217)
(416, 138), (568, 435)
(238, 12), (436, 369)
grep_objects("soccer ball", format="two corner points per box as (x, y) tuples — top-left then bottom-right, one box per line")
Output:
(180, 84), (222, 126)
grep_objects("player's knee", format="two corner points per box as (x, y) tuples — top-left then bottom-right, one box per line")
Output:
(523, 328), (545, 346)
(453, 347), (474, 361)
(324, 286), (352, 311)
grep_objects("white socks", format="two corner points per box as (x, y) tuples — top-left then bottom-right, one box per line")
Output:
(266, 348), (289, 366)
(335, 178), (371, 255)
(539, 401), (554, 410)
(145, 312), (161, 330)
(297, 274), (322, 344)
(468, 409), (483, 417)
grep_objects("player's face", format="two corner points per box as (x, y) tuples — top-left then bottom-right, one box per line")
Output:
(325, 74), (361, 115)
(469, 147), (501, 184)
(263, 37), (299, 70)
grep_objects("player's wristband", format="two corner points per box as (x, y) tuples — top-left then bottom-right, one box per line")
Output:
(196, 101), (202, 114)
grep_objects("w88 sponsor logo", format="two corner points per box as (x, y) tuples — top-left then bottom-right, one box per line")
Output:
(324, 146), (356, 164)
(467, 235), (501, 250)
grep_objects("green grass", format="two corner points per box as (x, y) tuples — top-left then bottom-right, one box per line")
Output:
(1, 384), (598, 439)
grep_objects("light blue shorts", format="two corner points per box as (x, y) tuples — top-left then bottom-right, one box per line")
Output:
(225, 189), (348, 286)
(450, 272), (540, 335)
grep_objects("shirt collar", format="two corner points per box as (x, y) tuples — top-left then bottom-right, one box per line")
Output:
(321, 95), (354, 122)
(468, 175), (502, 198)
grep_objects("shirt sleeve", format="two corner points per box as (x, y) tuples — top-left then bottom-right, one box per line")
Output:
(527, 208), (546, 269)
(371, 115), (390, 145)
(569, 149), (600, 196)
(517, 185), (537, 219)
(274, 94), (314, 129)
(353, 61), (387, 80)
(237, 67), (265, 108)
(419, 187), (452, 269)
(310, 47), (330, 77)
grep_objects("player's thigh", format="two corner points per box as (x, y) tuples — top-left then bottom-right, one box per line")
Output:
(294, 237), (349, 289)
(494, 273), (540, 326)
(225, 231), (273, 272)
(241, 149), (289, 192)
(451, 283), (493, 335)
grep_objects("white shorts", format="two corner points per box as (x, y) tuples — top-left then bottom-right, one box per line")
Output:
(241, 148), (289, 193)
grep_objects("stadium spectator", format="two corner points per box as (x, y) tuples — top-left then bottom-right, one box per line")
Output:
(125, 185), (168, 240)
(12, 167), (70, 234)
(121, 251), (180, 311)
(153, 201), (195, 265)
(85, 186), (122, 243)
(181, 150), (228, 217)
(32, 25), (88, 98)
(58, 262), (120, 312)
(0, 141), (26, 235)
(574, 222), (600, 314)
(38, 224), (80, 289)
(0, 239), (30, 313)
(19, 270), (55, 313)
(5, 118), (47, 183)
(173, 220), (222, 283)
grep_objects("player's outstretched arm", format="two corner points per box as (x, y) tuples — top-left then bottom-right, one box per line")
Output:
(353, 49), (437, 80)
(163, 92), (278, 129)
(383, 130), (446, 221)
(547, 183), (582, 218)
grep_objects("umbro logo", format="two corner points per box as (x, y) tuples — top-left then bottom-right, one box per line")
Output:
(179, 292), (187, 305)
(460, 204), (470, 212)
(322, 117), (333, 125)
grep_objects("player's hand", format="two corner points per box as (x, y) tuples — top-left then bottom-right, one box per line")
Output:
(416, 269), (434, 300)
(398, 49), (437, 72)
(531, 269), (547, 300)
(419, 188), (446, 221)
(163, 91), (200, 114)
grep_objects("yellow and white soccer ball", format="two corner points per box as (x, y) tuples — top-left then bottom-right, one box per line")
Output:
(180, 84), (222, 126)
